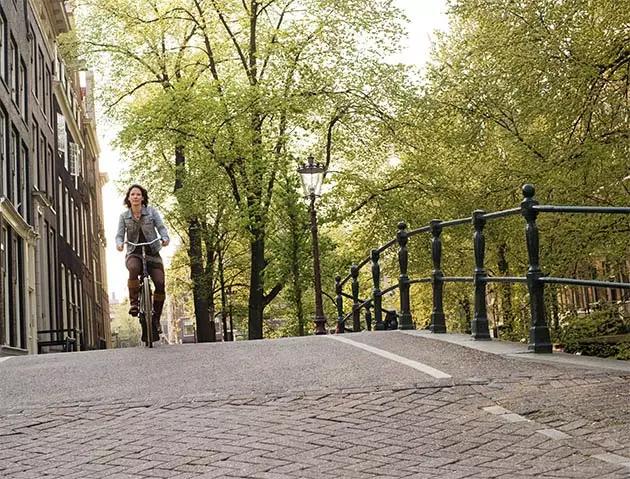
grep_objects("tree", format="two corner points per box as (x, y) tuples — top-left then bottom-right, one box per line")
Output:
(77, 0), (413, 339)
(317, 0), (630, 334)
(267, 173), (310, 336)
(424, 0), (630, 284)
(76, 0), (230, 341)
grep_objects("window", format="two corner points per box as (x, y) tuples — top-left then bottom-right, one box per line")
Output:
(67, 270), (73, 332)
(19, 142), (27, 217)
(70, 196), (75, 249)
(74, 204), (79, 255)
(71, 91), (77, 124)
(60, 263), (67, 331)
(19, 59), (26, 117)
(54, 46), (61, 82)
(47, 146), (53, 201)
(30, 30), (35, 92)
(0, 108), (5, 195)
(2, 226), (8, 346)
(92, 258), (98, 303)
(86, 293), (93, 346)
(9, 127), (16, 205)
(15, 233), (25, 349)
(47, 224), (56, 332)
(89, 195), (94, 236)
(56, 113), (66, 166)
(31, 121), (38, 191)
(57, 178), (63, 236)
(37, 216), (48, 332)
(68, 142), (80, 176)
(1, 226), (26, 349)
(39, 133), (45, 191)
(64, 187), (69, 239)
(44, 66), (51, 118)
(70, 273), (77, 331)
(40, 132), (46, 192)
(36, 48), (44, 101)
(77, 279), (83, 348)
(0, 15), (5, 81)
(9, 37), (17, 104)
(82, 206), (88, 260)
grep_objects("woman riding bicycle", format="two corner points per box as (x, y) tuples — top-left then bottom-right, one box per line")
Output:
(115, 184), (170, 340)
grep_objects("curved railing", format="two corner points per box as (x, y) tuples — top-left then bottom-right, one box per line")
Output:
(333, 184), (630, 353)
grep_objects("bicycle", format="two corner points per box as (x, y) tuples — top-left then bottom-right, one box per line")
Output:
(125, 238), (162, 348)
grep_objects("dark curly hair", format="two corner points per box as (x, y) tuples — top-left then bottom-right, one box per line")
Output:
(123, 184), (149, 208)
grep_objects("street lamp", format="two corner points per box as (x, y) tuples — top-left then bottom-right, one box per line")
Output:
(297, 154), (327, 335)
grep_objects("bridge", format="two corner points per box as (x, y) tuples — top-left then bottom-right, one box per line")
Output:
(1, 332), (629, 477)
(333, 184), (630, 353)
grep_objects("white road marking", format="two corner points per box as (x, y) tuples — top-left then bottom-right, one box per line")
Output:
(484, 406), (529, 422)
(485, 406), (600, 444)
(537, 429), (571, 440)
(328, 335), (452, 379)
(502, 413), (531, 423)
(592, 453), (630, 468)
(0, 356), (13, 363)
(483, 405), (511, 415)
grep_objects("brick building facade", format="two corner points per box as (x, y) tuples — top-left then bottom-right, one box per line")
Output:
(0, 0), (109, 355)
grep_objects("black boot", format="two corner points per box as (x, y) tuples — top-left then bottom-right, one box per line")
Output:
(128, 279), (140, 316)
(152, 292), (166, 339)
(140, 319), (147, 343)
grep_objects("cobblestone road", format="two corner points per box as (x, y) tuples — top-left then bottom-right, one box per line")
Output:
(1, 332), (629, 478)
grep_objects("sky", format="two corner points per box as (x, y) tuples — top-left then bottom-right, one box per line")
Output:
(101, 1), (450, 303)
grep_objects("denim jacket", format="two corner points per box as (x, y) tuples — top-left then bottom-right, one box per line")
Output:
(115, 206), (170, 255)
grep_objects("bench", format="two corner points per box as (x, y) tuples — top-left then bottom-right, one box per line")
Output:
(37, 329), (81, 354)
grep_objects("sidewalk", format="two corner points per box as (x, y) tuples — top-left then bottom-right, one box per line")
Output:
(405, 329), (630, 373)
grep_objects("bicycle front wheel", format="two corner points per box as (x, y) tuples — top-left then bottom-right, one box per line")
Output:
(140, 277), (153, 348)
(142, 277), (153, 318)
(142, 277), (153, 345)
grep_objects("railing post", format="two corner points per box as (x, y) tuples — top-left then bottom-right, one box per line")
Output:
(365, 304), (372, 331)
(430, 219), (446, 333)
(521, 184), (552, 353)
(371, 248), (385, 330)
(335, 274), (344, 334)
(351, 265), (361, 332)
(397, 222), (414, 329)
(472, 210), (491, 339)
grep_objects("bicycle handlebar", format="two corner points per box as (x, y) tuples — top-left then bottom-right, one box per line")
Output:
(125, 238), (163, 247)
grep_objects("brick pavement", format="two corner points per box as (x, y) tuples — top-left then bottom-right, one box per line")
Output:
(1, 373), (629, 478)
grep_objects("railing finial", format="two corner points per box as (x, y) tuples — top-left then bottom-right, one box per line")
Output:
(522, 184), (535, 199)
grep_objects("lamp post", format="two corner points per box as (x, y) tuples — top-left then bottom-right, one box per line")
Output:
(297, 154), (327, 335)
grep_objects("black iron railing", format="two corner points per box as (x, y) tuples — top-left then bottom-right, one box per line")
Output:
(334, 184), (630, 353)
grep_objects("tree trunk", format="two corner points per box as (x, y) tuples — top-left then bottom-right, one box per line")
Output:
(459, 296), (471, 334)
(548, 284), (560, 332)
(218, 249), (228, 341)
(498, 242), (514, 334)
(248, 229), (265, 339)
(173, 145), (215, 342)
(292, 248), (305, 336)
(189, 218), (215, 342)
(203, 229), (217, 341)
(174, 145), (185, 192)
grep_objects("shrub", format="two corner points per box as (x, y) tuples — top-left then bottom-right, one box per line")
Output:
(559, 304), (630, 360)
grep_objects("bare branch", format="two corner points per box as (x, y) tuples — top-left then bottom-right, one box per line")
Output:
(210, 0), (251, 82)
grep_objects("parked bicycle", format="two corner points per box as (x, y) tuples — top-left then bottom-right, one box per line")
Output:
(125, 238), (162, 347)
